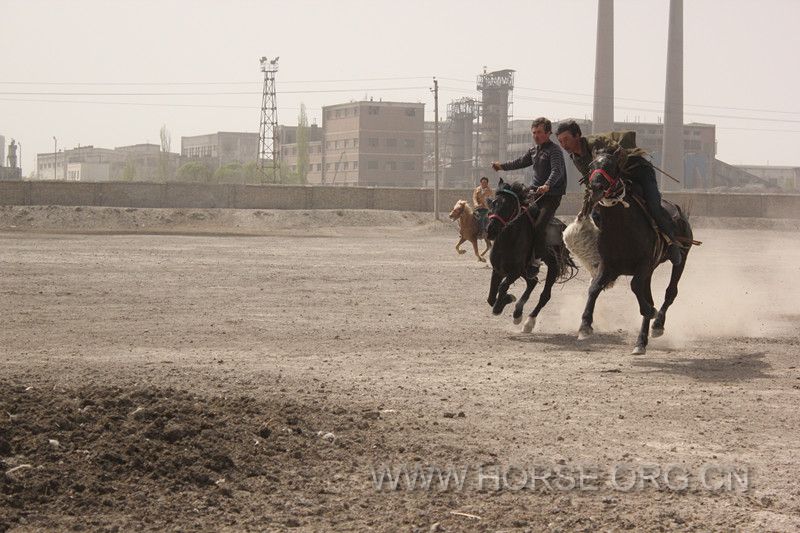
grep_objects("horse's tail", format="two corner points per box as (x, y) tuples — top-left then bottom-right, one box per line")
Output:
(550, 243), (579, 284)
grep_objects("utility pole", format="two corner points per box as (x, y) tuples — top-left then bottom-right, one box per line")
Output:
(433, 77), (440, 221)
(53, 136), (57, 180)
(258, 56), (279, 183)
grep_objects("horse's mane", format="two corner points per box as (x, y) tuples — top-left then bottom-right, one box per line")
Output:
(459, 200), (473, 216)
(502, 181), (528, 198)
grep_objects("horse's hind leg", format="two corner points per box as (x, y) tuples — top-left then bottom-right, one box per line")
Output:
(480, 239), (492, 257)
(455, 237), (467, 255)
(513, 277), (537, 325)
(631, 272), (657, 321)
(652, 255), (688, 337)
(524, 256), (558, 333)
(471, 239), (485, 262)
(631, 273), (656, 355)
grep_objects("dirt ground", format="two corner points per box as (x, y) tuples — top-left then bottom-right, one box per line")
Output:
(1, 206), (800, 532)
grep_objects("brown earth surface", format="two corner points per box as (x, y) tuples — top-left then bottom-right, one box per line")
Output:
(1, 206), (800, 532)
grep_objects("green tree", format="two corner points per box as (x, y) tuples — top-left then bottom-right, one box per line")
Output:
(296, 103), (309, 184)
(214, 163), (245, 183)
(176, 161), (212, 183)
(242, 161), (260, 183)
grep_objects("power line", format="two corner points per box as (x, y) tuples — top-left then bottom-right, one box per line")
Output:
(0, 76), (432, 86)
(0, 96), (318, 111)
(5, 75), (798, 116)
(0, 86), (430, 96)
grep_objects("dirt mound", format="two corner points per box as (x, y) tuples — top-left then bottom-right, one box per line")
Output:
(0, 382), (377, 531)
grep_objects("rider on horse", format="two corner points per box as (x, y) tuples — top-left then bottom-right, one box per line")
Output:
(472, 176), (494, 235)
(556, 120), (683, 266)
(492, 117), (567, 278)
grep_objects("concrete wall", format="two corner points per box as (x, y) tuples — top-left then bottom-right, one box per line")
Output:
(1, 180), (798, 219)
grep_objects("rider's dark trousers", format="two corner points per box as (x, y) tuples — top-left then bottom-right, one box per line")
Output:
(532, 195), (562, 261)
(629, 165), (676, 238)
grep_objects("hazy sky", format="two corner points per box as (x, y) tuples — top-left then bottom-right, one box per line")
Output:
(2, 0), (799, 175)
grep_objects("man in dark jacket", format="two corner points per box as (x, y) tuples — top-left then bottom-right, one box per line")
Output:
(492, 117), (566, 277)
(556, 120), (682, 265)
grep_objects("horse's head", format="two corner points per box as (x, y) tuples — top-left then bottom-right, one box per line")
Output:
(487, 178), (528, 240)
(586, 148), (626, 204)
(448, 200), (467, 220)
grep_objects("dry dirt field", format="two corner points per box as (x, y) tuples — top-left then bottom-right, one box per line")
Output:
(1, 206), (800, 532)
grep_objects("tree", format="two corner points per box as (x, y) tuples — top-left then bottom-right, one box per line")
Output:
(159, 124), (172, 181)
(296, 103), (310, 184)
(214, 163), (245, 183)
(176, 161), (212, 183)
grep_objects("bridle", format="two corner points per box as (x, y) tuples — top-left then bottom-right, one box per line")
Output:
(488, 188), (523, 228)
(588, 154), (630, 208)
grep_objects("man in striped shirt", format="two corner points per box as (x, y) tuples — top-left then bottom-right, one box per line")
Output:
(492, 117), (566, 276)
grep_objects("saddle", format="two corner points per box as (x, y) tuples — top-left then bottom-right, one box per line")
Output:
(472, 208), (490, 239)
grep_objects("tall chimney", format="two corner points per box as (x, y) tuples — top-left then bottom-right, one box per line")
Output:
(661, 0), (684, 189)
(592, 0), (614, 134)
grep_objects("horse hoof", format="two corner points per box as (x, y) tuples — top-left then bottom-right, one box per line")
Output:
(577, 327), (593, 341)
(507, 295), (517, 303)
(513, 315), (523, 325)
(523, 317), (536, 333)
(478, 257), (486, 263)
(457, 250), (466, 255)
(632, 345), (647, 355)
(651, 327), (664, 338)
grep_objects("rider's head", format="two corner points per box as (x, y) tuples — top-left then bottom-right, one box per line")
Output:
(530, 117), (552, 146)
(556, 121), (583, 154)
(479, 177), (489, 186)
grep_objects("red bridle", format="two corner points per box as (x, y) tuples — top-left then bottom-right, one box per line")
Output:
(488, 189), (522, 228)
(589, 167), (620, 198)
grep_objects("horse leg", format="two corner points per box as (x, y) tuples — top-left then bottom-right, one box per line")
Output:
(631, 272), (658, 321)
(492, 275), (518, 316)
(455, 237), (467, 255)
(480, 239), (492, 257)
(513, 276), (537, 325)
(487, 269), (502, 307)
(631, 272), (657, 355)
(471, 238), (485, 262)
(578, 269), (613, 340)
(652, 255), (688, 337)
(524, 255), (558, 333)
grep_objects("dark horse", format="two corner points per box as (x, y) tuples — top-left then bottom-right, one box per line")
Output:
(486, 179), (577, 333)
(578, 149), (698, 354)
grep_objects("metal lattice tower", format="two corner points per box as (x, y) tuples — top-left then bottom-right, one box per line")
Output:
(258, 56), (279, 182)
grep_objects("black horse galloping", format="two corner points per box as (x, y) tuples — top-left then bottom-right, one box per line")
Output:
(577, 149), (698, 354)
(486, 179), (576, 333)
